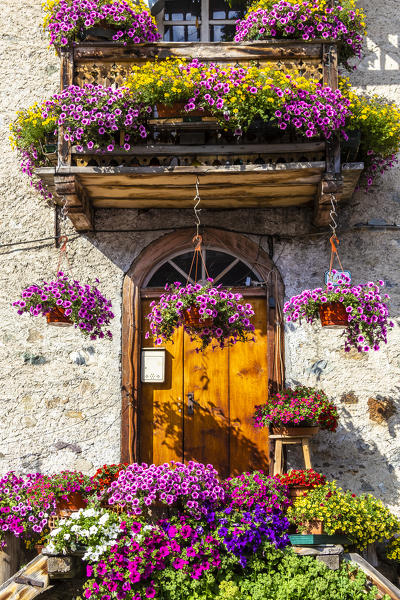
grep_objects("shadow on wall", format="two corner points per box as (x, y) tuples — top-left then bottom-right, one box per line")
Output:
(284, 387), (400, 505)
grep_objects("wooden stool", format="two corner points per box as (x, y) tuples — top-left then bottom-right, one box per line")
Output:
(270, 434), (313, 476)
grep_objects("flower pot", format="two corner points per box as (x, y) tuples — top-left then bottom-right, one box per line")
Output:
(288, 485), (310, 498)
(35, 544), (44, 554)
(46, 306), (73, 327)
(56, 491), (86, 517)
(341, 129), (361, 162)
(272, 425), (320, 437)
(156, 102), (211, 119)
(183, 306), (213, 328)
(78, 26), (118, 41)
(301, 520), (324, 535)
(319, 301), (348, 328)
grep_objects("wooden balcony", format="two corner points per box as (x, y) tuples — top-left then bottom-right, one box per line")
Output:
(35, 40), (363, 231)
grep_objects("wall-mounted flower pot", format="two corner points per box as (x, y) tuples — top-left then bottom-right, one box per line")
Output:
(183, 306), (213, 328)
(46, 306), (73, 327)
(272, 425), (320, 437)
(78, 26), (117, 41)
(341, 129), (361, 162)
(319, 301), (348, 328)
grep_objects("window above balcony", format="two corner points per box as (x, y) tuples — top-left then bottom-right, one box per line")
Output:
(151, 0), (247, 42)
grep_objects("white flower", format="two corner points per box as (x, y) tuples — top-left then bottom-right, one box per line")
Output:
(89, 525), (98, 535)
(98, 513), (110, 526)
(64, 533), (70, 540)
(50, 528), (61, 537)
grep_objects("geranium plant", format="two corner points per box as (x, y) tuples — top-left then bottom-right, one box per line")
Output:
(254, 386), (339, 431)
(89, 463), (129, 493)
(235, 0), (366, 68)
(42, 0), (160, 49)
(288, 481), (400, 549)
(13, 271), (114, 340)
(283, 273), (394, 352)
(276, 469), (327, 488)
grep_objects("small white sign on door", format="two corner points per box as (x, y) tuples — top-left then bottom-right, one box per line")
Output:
(141, 348), (166, 383)
(324, 270), (352, 286)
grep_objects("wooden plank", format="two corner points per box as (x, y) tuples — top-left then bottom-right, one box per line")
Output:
(58, 50), (74, 168)
(74, 40), (325, 63)
(140, 300), (184, 465)
(184, 332), (230, 478)
(71, 142), (326, 156)
(229, 296), (269, 475)
(0, 555), (49, 600)
(91, 196), (314, 209)
(346, 554), (400, 600)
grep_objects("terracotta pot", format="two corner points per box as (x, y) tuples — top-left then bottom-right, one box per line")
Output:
(271, 425), (320, 437)
(183, 306), (213, 328)
(301, 519), (324, 535)
(319, 301), (348, 328)
(46, 306), (73, 327)
(56, 491), (86, 517)
(288, 485), (310, 498)
(35, 544), (44, 554)
(156, 102), (211, 118)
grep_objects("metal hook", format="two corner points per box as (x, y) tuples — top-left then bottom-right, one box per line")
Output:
(193, 176), (201, 239)
(329, 193), (338, 237)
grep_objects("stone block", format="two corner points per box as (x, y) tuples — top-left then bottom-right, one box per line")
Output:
(47, 556), (76, 580)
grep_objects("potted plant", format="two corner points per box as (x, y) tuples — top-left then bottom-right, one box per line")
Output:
(288, 481), (400, 548)
(254, 386), (339, 437)
(13, 271), (114, 340)
(283, 273), (394, 352)
(42, 0), (160, 50)
(145, 280), (256, 351)
(234, 0), (366, 69)
(276, 469), (326, 499)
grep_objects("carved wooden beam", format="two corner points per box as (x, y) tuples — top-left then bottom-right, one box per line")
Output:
(54, 175), (94, 231)
(313, 174), (343, 228)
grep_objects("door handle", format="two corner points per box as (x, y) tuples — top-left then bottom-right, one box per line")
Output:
(187, 392), (198, 416)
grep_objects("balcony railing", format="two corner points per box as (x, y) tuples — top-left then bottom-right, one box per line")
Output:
(35, 41), (363, 231)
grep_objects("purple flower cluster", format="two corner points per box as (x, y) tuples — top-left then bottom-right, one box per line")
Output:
(180, 60), (351, 140)
(105, 462), (225, 517)
(46, 0), (160, 48)
(43, 84), (151, 152)
(364, 149), (399, 190)
(235, 0), (365, 65)
(284, 272), (394, 352)
(146, 279), (256, 351)
(20, 147), (53, 201)
(13, 271), (114, 340)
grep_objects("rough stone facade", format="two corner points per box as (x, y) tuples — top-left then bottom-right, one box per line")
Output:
(0, 0), (400, 512)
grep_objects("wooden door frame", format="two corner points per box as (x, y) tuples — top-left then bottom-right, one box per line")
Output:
(121, 227), (285, 463)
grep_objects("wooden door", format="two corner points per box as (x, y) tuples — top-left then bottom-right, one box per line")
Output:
(140, 296), (269, 476)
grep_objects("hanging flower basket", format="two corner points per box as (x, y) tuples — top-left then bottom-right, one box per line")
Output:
(13, 272), (114, 341)
(283, 272), (394, 352)
(319, 301), (348, 328)
(146, 279), (256, 351)
(254, 386), (339, 433)
(46, 306), (73, 327)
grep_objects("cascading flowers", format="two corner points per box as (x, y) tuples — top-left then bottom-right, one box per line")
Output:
(42, 0), (160, 49)
(288, 481), (400, 549)
(283, 271), (394, 352)
(13, 271), (115, 340)
(254, 386), (339, 431)
(235, 0), (366, 68)
(145, 279), (256, 351)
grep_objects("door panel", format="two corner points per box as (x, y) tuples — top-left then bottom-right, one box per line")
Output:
(140, 300), (184, 465)
(183, 336), (230, 478)
(139, 295), (269, 476)
(229, 297), (269, 474)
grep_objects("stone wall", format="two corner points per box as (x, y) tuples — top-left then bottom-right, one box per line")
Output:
(0, 1), (400, 512)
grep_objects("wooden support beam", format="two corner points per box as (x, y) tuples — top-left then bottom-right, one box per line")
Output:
(54, 175), (94, 231)
(313, 174), (343, 228)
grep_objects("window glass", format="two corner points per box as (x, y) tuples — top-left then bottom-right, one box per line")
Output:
(210, 24), (236, 42)
(164, 25), (200, 41)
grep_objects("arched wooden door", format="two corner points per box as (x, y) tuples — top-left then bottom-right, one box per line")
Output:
(139, 248), (270, 478)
